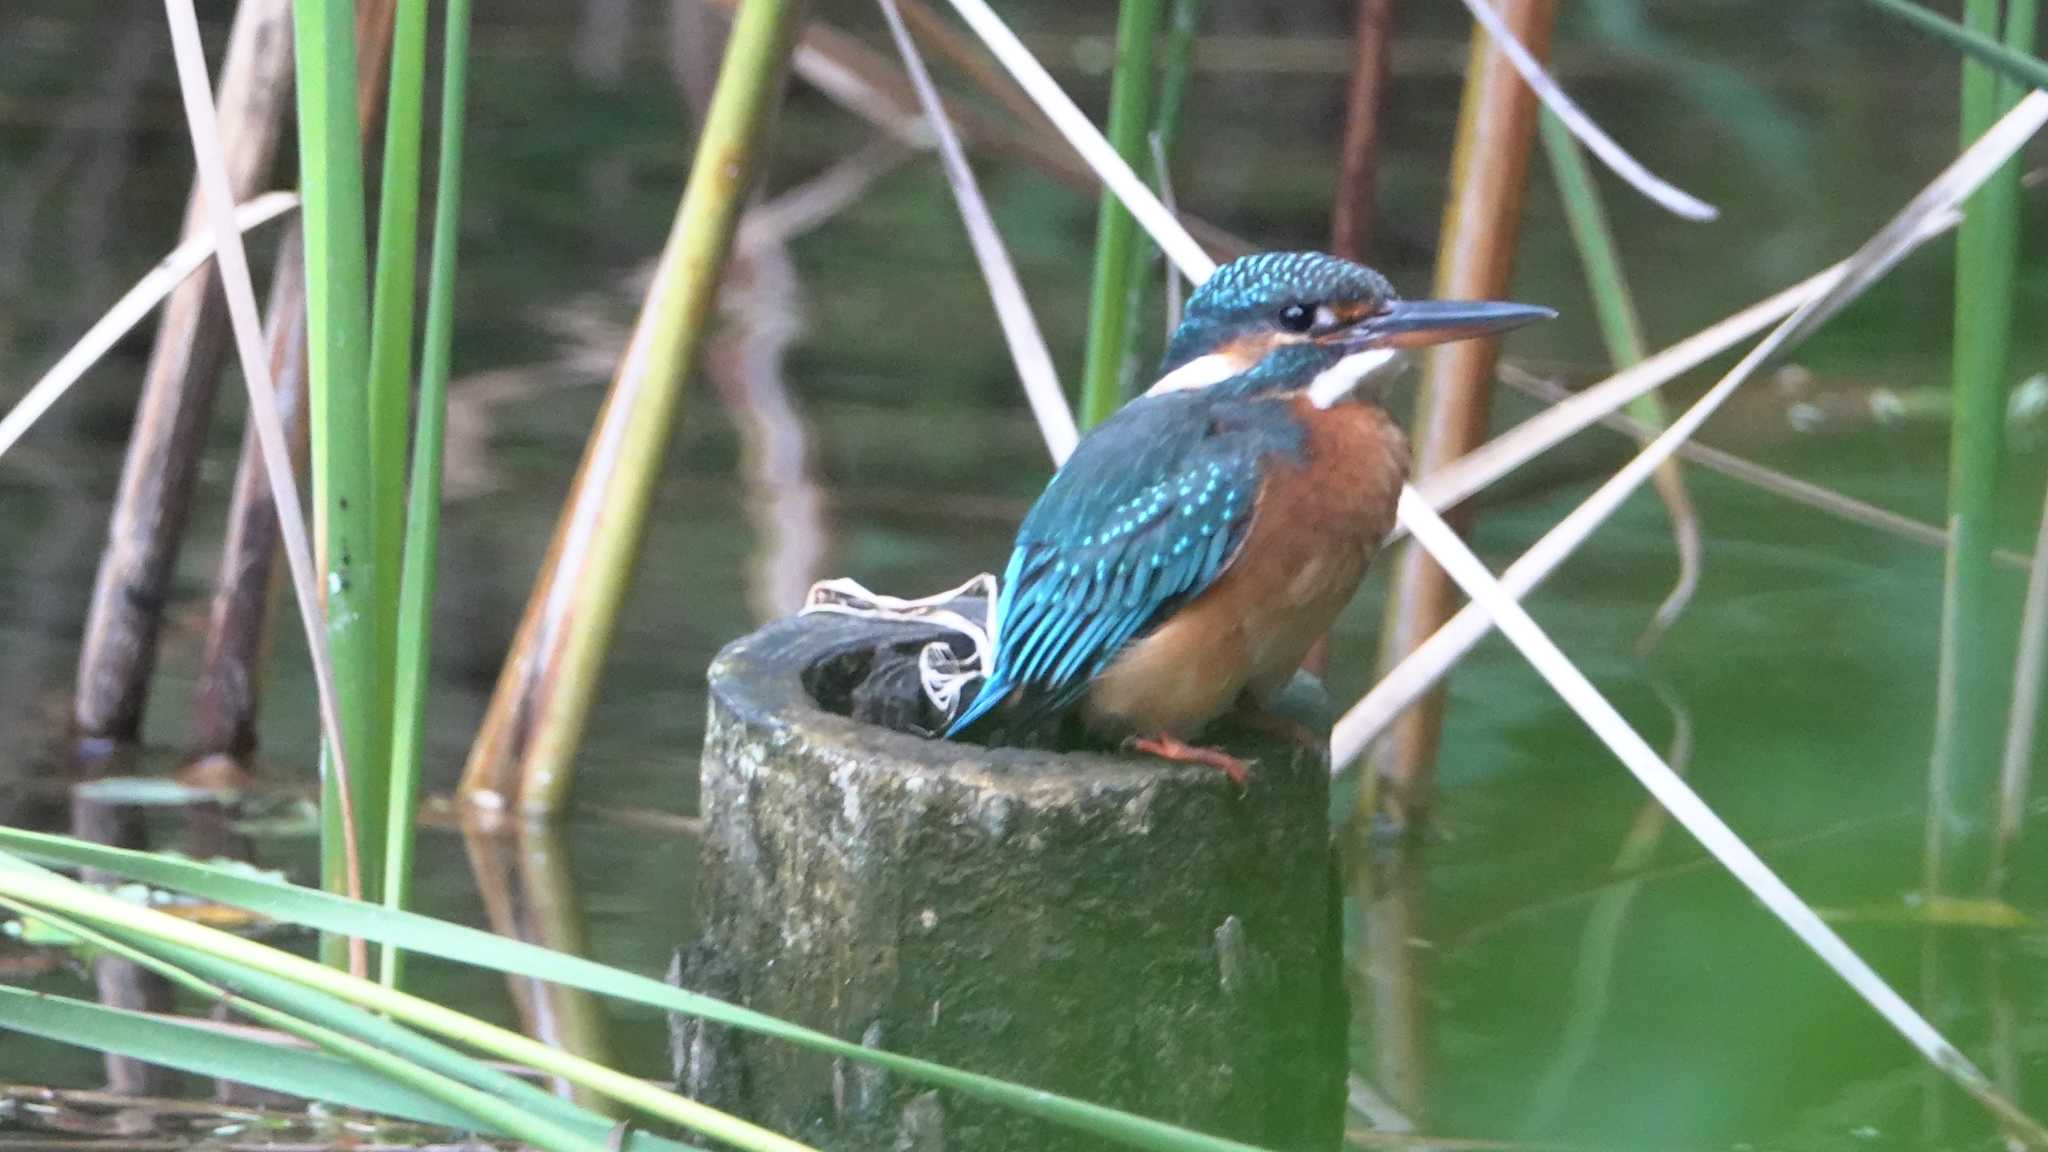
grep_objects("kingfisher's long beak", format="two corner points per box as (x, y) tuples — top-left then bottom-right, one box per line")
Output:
(1305, 297), (1555, 409)
(1345, 298), (1556, 350)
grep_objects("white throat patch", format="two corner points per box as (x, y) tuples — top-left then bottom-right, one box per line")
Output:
(1307, 348), (1402, 409)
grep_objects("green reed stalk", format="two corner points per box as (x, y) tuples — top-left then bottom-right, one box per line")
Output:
(384, 0), (472, 989)
(1078, 0), (1162, 428)
(293, 0), (385, 917)
(367, 0), (430, 730)
(1539, 111), (1648, 367)
(1117, 0), (1203, 360)
(1928, 0), (2035, 895)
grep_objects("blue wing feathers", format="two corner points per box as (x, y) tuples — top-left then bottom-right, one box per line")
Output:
(946, 390), (1304, 740)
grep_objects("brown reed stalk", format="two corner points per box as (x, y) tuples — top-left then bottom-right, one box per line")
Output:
(73, 0), (292, 744)
(191, 228), (308, 760)
(1332, 0), (1398, 263)
(1367, 0), (1556, 831)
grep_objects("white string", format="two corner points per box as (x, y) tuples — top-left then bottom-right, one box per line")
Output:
(801, 573), (998, 715)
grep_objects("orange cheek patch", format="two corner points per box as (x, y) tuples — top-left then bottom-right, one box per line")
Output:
(1212, 333), (1279, 368)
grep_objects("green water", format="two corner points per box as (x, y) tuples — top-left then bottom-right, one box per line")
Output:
(5, 1), (2048, 1148)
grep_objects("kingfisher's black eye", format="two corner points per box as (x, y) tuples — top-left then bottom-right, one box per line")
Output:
(1278, 303), (1316, 333)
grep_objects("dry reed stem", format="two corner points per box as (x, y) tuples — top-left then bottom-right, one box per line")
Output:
(1395, 489), (2047, 1144)
(192, 222), (309, 759)
(1497, 364), (2032, 571)
(1367, 98), (2048, 1138)
(0, 195), (298, 464)
(1339, 123), (2028, 776)
(878, 0), (1075, 463)
(1311, 0), (1399, 680)
(938, 0), (1216, 280)
(1450, 0), (1714, 220)
(1407, 232), (1955, 528)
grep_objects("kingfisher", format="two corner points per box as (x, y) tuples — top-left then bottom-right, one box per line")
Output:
(945, 251), (1552, 782)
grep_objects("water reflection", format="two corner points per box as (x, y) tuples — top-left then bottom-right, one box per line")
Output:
(709, 146), (909, 621)
(459, 814), (617, 1110)
(1520, 679), (1691, 1132)
(68, 744), (177, 1097)
(1349, 837), (1433, 1134)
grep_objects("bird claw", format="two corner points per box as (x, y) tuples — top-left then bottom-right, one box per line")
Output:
(1127, 734), (1252, 788)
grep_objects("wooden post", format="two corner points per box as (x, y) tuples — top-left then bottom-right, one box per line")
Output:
(674, 610), (1346, 1150)
(1369, 0), (1555, 830)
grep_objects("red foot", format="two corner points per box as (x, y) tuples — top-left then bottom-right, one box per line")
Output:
(1128, 733), (1252, 788)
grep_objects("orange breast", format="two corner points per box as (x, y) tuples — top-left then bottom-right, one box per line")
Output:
(1081, 397), (1409, 739)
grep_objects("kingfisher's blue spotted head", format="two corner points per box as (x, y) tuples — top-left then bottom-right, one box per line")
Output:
(1151, 251), (1554, 405)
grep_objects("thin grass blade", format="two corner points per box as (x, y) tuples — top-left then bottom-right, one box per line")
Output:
(0, 859), (822, 1152)
(877, 0), (1075, 462)
(1538, 108), (1699, 650)
(0, 193), (297, 462)
(288, 0), (388, 923)
(1121, 0), (1202, 361)
(1496, 364), (2031, 569)
(0, 885), (606, 1152)
(0, 988), (486, 1134)
(1451, 0), (1715, 220)
(1862, 0), (2048, 91)
(1927, 0), (2037, 896)
(1996, 475), (2048, 883)
(1990, 471), (2048, 881)
(0, 830), (1283, 1152)
(384, 0), (473, 989)
(1077, 0), (1161, 428)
